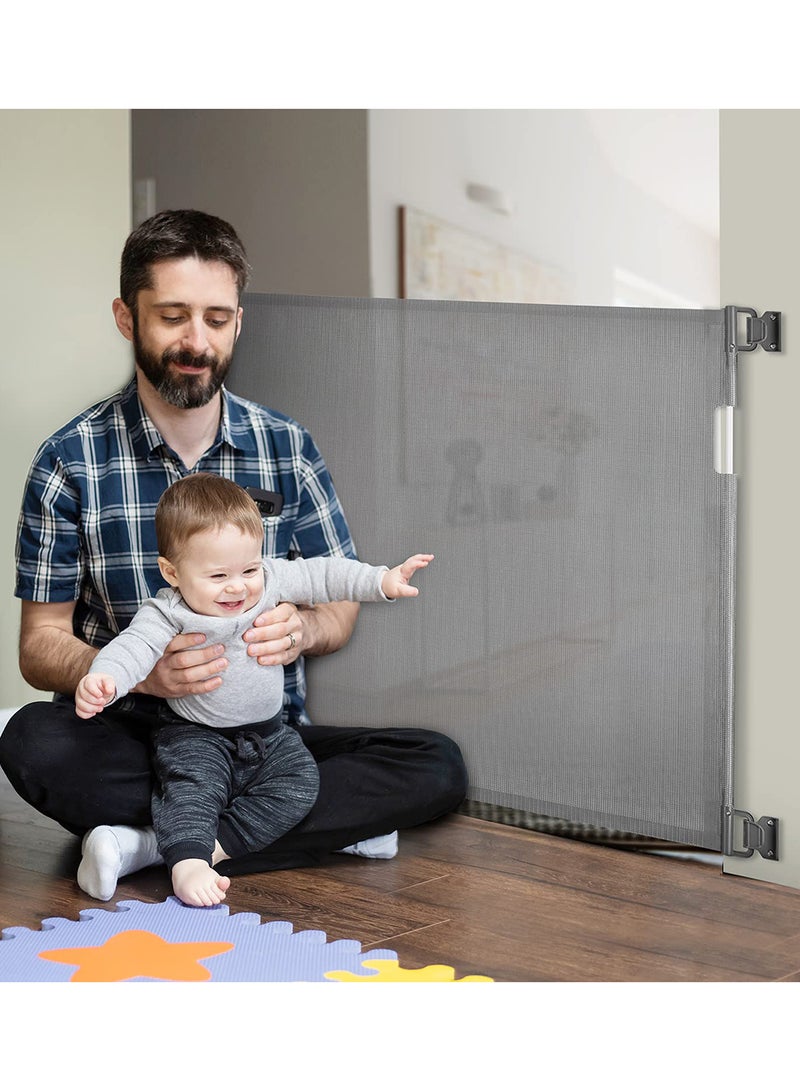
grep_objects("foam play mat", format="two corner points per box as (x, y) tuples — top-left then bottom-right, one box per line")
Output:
(0, 896), (492, 982)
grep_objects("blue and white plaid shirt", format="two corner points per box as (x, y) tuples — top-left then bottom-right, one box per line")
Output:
(15, 377), (356, 724)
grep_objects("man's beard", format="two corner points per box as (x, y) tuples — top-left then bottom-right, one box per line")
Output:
(133, 327), (234, 409)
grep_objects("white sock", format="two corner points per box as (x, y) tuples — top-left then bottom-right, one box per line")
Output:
(337, 830), (398, 859)
(77, 825), (162, 902)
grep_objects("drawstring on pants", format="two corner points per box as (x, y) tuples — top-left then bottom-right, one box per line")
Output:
(235, 731), (270, 761)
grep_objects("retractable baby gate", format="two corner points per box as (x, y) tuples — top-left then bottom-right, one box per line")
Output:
(228, 295), (779, 853)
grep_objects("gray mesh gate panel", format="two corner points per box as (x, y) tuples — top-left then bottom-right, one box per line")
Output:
(228, 295), (732, 849)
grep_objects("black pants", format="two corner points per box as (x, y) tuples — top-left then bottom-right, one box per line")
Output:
(0, 694), (468, 876)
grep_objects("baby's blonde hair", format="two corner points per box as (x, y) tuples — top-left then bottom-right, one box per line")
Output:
(155, 473), (264, 560)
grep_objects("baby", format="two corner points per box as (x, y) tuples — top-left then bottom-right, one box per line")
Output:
(75, 473), (432, 907)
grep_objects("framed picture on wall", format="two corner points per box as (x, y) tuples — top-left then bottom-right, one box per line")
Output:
(399, 206), (571, 304)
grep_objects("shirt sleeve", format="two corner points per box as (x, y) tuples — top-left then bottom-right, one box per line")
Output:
(267, 557), (390, 606)
(90, 597), (178, 700)
(15, 439), (83, 603)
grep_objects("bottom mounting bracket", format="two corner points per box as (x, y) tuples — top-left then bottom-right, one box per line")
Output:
(723, 807), (779, 861)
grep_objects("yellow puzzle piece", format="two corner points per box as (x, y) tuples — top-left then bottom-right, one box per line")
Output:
(326, 958), (493, 982)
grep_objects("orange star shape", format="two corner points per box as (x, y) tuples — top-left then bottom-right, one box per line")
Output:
(38, 929), (234, 982)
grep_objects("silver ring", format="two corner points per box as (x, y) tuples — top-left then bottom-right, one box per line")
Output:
(287, 632), (297, 650)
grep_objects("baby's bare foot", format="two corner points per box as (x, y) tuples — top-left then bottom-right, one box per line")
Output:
(171, 858), (231, 907)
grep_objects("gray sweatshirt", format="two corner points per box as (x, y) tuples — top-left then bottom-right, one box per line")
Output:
(91, 556), (390, 728)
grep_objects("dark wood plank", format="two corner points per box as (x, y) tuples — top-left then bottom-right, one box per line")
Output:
(385, 864), (800, 981)
(0, 821), (80, 879)
(0, 863), (92, 933)
(402, 815), (800, 940)
(195, 867), (451, 946)
(319, 851), (455, 894)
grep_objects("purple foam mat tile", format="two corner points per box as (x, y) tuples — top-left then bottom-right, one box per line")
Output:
(0, 896), (398, 982)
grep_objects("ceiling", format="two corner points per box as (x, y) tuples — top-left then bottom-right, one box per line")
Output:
(584, 110), (719, 239)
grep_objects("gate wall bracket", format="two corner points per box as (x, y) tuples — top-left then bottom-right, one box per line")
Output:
(722, 806), (779, 861)
(725, 306), (782, 353)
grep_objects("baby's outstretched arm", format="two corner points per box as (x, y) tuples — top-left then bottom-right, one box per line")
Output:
(75, 673), (118, 720)
(381, 554), (434, 599)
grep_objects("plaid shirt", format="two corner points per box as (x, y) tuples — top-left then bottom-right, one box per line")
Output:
(15, 377), (356, 724)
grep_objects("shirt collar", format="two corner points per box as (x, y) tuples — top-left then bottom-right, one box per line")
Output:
(119, 378), (165, 461)
(219, 386), (260, 454)
(119, 378), (259, 460)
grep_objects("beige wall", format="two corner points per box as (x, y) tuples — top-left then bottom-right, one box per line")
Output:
(0, 109), (132, 707)
(132, 110), (371, 297)
(721, 109), (800, 889)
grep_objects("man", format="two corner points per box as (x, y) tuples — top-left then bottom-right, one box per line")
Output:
(0, 209), (467, 900)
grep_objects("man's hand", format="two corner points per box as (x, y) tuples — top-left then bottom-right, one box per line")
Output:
(242, 599), (359, 665)
(132, 632), (229, 698)
(242, 601), (305, 666)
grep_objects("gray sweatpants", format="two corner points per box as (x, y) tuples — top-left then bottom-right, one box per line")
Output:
(150, 712), (320, 871)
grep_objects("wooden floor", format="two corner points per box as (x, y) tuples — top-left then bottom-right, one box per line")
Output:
(3, 767), (800, 982)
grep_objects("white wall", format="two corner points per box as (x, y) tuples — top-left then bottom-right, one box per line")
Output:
(0, 109), (132, 708)
(368, 109), (719, 308)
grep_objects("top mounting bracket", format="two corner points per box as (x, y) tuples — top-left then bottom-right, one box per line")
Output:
(725, 306), (782, 353)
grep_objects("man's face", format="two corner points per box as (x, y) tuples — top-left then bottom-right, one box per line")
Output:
(116, 257), (243, 409)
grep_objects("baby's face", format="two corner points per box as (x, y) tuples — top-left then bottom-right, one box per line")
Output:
(167, 525), (264, 617)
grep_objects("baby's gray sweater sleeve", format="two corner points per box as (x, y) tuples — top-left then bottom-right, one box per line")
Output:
(90, 597), (179, 701)
(267, 556), (390, 605)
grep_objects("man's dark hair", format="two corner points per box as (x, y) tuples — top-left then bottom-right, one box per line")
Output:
(120, 209), (251, 310)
